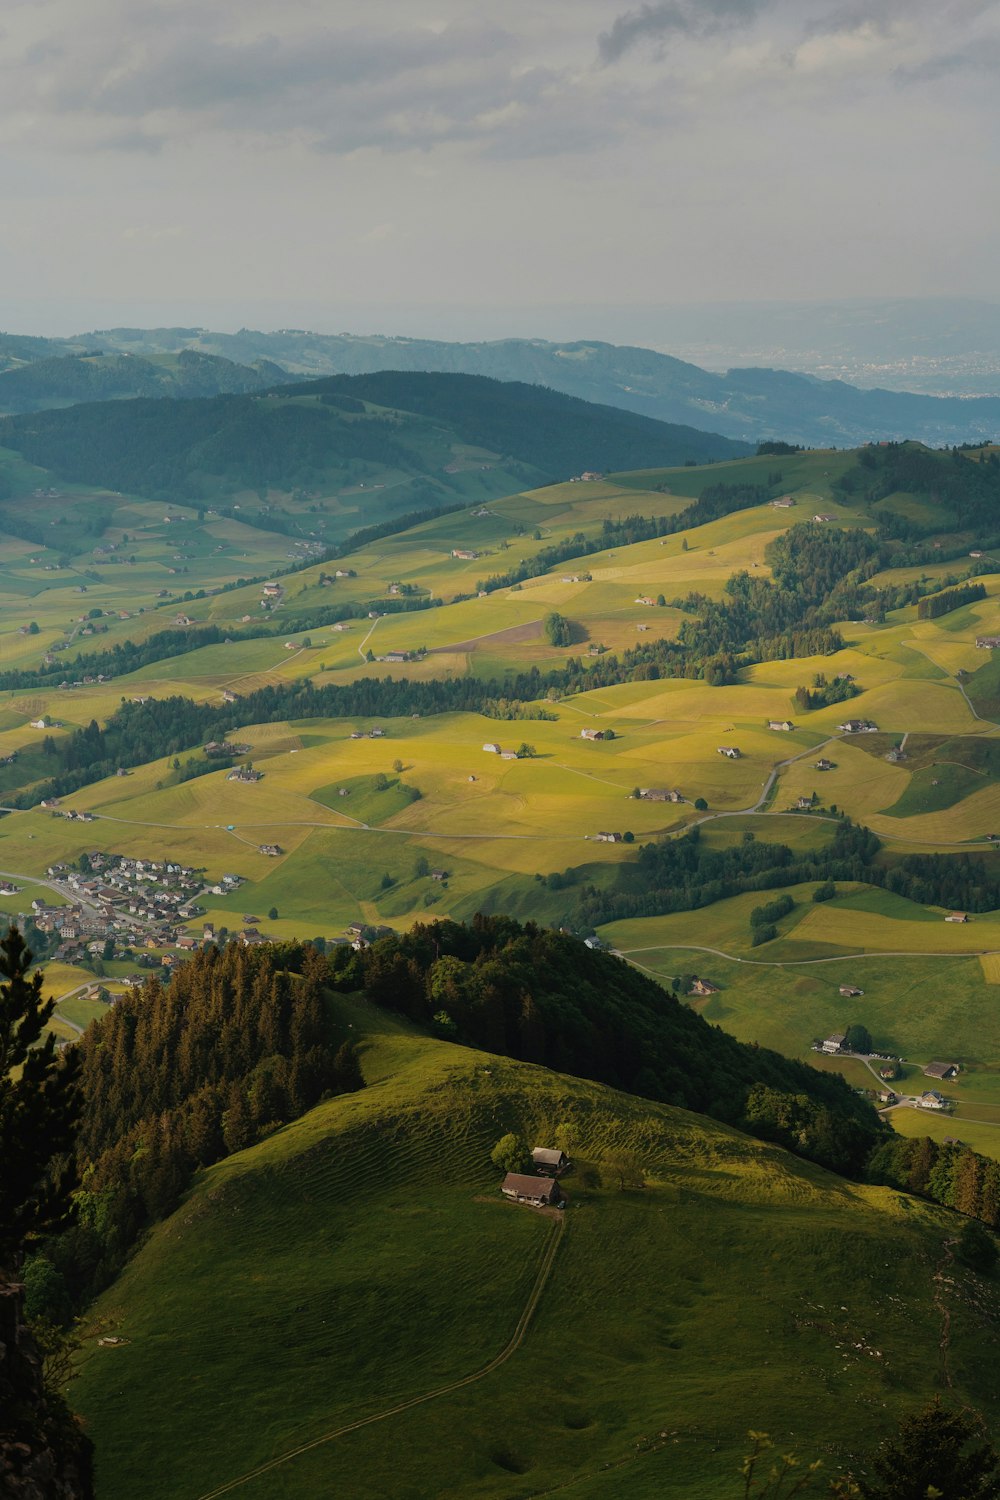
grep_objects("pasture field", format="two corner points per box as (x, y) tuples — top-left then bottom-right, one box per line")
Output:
(6, 444), (1000, 1158)
(69, 999), (1000, 1500)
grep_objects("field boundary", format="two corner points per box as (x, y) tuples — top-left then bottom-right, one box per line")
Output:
(192, 1211), (564, 1500)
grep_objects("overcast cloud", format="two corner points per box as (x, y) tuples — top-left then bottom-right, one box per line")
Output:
(0, 0), (996, 334)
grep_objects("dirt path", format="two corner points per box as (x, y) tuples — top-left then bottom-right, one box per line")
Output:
(931, 1236), (959, 1389)
(192, 1213), (564, 1500)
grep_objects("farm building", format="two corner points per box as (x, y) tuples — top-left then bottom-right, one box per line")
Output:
(768, 720), (795, 732)
(500, 750), (518, 760)
(919, 1091), (947, 1110)
(580, 728), (606, 741)
(258, 844), (282, 857)
(262, 583), (283, 598)
(634, 595), (657, 607)
(531, 1147), (569, 1176)
(771, 495), (795, 508)
(483, 742), (502, 755)
(500, 1173), (564, 1207)
(717, 746), (741, 759)
(877, 1090), (898, 1105)
(839, 719), (878, 733)
(638, 788), (683, 803)
(976, 636), (1000, 649)
(812, 513), (836, 522)
(795, 796), (814, 810)
(594, 831), (623, 843)
(689, 978), (720, 996)
(838, 985), (864, 998)
(945, 912), (969, 923)
(227, 766), (262, 783)
(430, 870), (448, 882)
(822, 1033), (847, 1054)
(452, 548), (480, 561)
(923, 1061), (959, 1080)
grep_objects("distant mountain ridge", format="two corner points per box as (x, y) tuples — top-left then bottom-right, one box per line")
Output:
(3, 324), (998, 447)
(0, 370), (746, 503)
(0, 345), (291, 414)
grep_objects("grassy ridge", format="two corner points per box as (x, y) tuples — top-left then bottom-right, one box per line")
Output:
(70, 999), (1000, 1500)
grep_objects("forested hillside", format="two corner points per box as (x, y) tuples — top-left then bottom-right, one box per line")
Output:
(0, 372), (746, 502)
(0, 348), (291, 414)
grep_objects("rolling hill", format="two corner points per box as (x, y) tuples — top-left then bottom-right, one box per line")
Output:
(0, 373), (747, 506)
(5, 324), (1000, 445)
(0, 348), (292, 415)
(68, 993), (1000, 1500)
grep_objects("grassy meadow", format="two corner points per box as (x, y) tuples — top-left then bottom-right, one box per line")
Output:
(69, 999), (1000, 1500)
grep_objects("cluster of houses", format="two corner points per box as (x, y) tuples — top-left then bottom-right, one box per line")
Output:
(351, 727), (386, 740)
(634, 788), (684, 803)
(500, 1146), (571, 1209)
(482, 742), (519, 760)
(976, 636), (1000, 649)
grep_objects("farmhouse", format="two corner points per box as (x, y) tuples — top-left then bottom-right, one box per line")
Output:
(580, 728), (606, 740)
(500, 1173), (564, 1207)
(634, 595), (657, 607)
(886, 747), (906, 763)
(258, 844), (282, 857)
(262, 583), (283, 598)
(976, 636), (1000, 649)
(638, 788), (684, 803)
(451, 548), (479, 561)
(839, 985), (864, 998)
(795, 796), (814, 810)
(227, 766), (262, 783)
(499, 750), (518, 760)
(812, 513), (836, 523)
(771, 496), (795, 508)
(483, 742), (502, 754)
(594, 831), (623, 843)
(879, 1066), (899, 1081)
(689, 978), (720, 997)
(822, 1033), (847, 1054)
(335, 568), (356, 579)
(877, 1089), (898, 1105)
(717, 746), (741, 759)
(768, 720), (795, 732)
(945, 912), (969, 923)
(381, 652), (409, 664)
(839, 719), (878, 733)
(531, 1147), (569, 1176)
(919, 1090), (947, 1110)
(924, 1061), (959, 1080)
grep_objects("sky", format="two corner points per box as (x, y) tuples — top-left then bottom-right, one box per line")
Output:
(0, 0), (997, 339)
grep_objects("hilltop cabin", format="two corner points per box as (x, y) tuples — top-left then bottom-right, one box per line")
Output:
(919, 1090), (947, 1111)
(945, 912), (969, 923)
(638, 788), (684, 803)
(814, 758), (834, 771)
(500, 1173), (564, 1208)
(689, 978), (720, 997)
(580, 728), (606, 740)
(822, 1032), (848, 1054)
(924, 1061), (959, 1080)
(976, 636), (1000, 649)
(483, 742), (502, 755)
(531, 1147), (570, 1177)
(768, 720), (795, 732)
(717, 746), (741, 759)
(594, 831), (623, 843)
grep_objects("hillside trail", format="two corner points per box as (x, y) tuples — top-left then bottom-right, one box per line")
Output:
(932, 1236), (959, 1389)
(192, 1211), (564, 1500)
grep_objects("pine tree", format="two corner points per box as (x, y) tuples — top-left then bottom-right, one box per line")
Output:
(0, 925), (81, 1275)
(859, 1398), (1000, 1499)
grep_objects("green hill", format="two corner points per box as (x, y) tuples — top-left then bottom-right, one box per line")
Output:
(0, 372), (747, 505)
(69, 995), (1000, 1500)
(0, 349), (292, 415)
